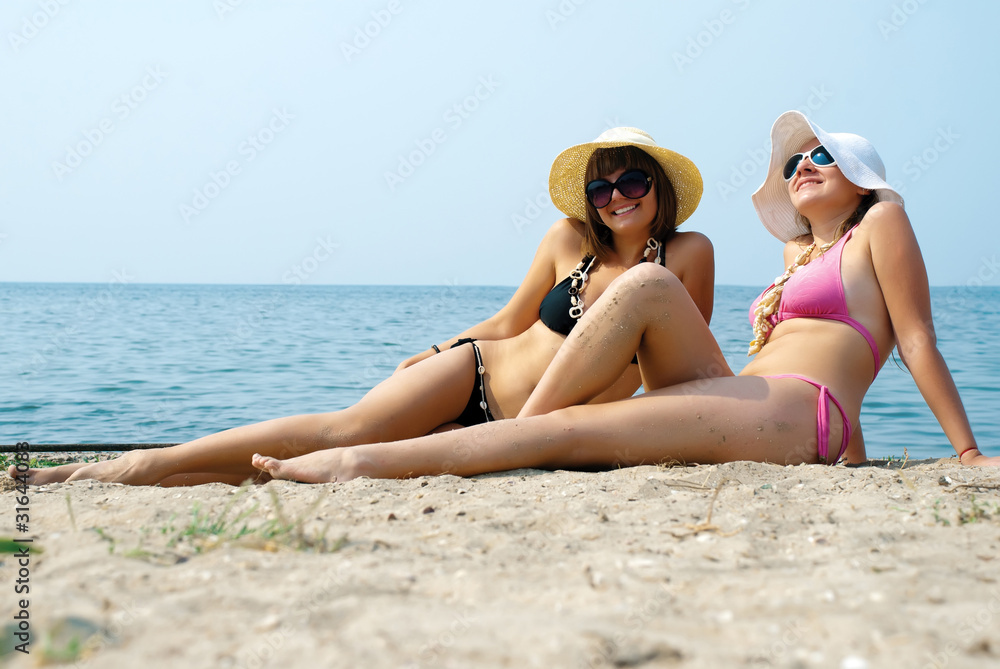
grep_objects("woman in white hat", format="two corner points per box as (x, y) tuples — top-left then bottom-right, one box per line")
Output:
(18, 129), (716, 485)
(250, 111), (995, 483)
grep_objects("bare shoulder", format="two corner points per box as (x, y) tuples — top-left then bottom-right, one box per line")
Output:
(541, 217), (586, 253)
(668, 230), (714, 256)
(848, 202), (914, 256)
(546, 216), (586, 240)
(663, 230), (714, 278)
(857, 201), (911, 237)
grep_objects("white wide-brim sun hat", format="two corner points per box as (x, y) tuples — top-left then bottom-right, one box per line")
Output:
(548, 127), (703, 227)
(751, 111), (904, 242)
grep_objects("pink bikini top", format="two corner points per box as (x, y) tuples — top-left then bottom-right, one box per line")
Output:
(749, 229), (882, 377)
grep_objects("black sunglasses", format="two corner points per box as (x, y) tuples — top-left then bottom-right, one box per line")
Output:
(782, 145), (837, 181)
(585, 169), (653, 209)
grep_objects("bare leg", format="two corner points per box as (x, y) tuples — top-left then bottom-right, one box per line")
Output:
(253, 375), (833, 482)
(11, 463), (268, 487)
(9, 461), (89, 484)
(520, 264), (732, 417)
(19, 345), (482, 486)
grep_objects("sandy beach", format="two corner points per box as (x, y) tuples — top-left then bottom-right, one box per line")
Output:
(2, 458), (999, 668)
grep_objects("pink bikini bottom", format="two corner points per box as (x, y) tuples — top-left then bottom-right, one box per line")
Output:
(765, 374), (851, 464)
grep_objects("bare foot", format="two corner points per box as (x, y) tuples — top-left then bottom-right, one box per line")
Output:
(64, 450), (163, 486)
(251, 450), (351, 483)
(7, 462), (90, 485)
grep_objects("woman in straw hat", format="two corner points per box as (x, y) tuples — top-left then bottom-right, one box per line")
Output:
(250, 111), (996, 483)
(17, 128), (716, 485)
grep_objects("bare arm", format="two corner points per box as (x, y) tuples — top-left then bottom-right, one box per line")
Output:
(843, 422), (867, 465)
(395, 218), (578, 372)
(668, 231), (716, 325)
(868, 203), (995, 466)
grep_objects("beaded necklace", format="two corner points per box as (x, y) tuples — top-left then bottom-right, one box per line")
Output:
(747, 238), (837, 355)
(567, 236), (663, 320)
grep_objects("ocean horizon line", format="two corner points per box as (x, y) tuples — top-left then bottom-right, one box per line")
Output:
(3, 280), (994, 289)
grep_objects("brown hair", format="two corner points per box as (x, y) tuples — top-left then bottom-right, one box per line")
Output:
(795, 190), (879, 246)
(581, 146), (677, 263)
(748, 190), (879, 355)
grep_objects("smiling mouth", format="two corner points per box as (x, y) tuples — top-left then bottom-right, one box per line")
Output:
(612, 204), (638, 215)
(796, 179), (821, 192)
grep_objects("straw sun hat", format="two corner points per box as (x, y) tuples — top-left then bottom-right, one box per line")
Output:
(752, 111), (904, 242)
(548, 127), (703, 226)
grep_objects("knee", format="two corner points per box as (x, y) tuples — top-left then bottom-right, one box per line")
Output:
(613, 263), (681, 295)
(608, 264), (682, 313)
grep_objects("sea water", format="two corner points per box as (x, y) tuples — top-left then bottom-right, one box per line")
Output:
(2, 283), (997, 460)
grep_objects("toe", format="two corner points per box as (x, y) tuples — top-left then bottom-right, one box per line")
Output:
(251, 454), (280, 475)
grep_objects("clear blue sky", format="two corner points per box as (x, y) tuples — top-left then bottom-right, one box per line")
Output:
(2, 1), (997, 288)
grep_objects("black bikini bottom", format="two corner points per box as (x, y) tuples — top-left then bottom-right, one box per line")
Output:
(451, 338), (495, 427)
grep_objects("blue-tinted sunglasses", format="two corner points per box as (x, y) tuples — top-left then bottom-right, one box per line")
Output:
(782, 145), (837, 181)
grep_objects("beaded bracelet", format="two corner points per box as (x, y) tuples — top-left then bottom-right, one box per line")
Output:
(431, 344), (441, 354)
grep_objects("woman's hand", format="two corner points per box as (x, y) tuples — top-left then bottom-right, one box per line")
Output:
(394, 349), (436, 374)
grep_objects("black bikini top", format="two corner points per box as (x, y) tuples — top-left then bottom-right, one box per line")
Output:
(539, 242), (665, 337)
(539, 245), (664, 365)
(538, 255), (596, 336)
